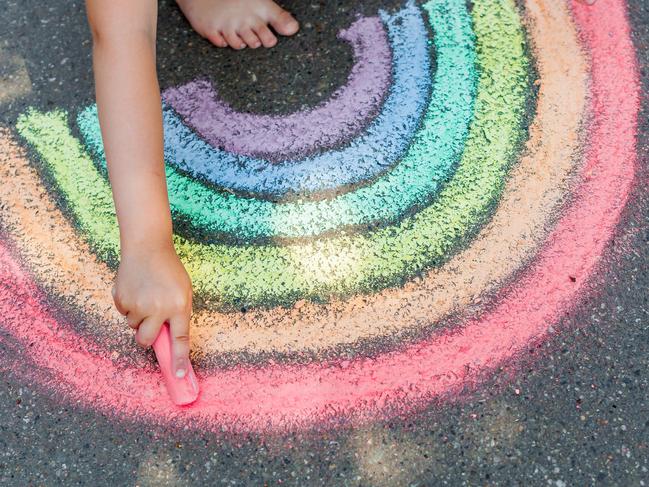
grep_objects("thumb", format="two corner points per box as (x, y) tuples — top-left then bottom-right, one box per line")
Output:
(168, 313), (191, 379)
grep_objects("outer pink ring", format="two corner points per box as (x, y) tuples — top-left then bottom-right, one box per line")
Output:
(0, 0), (639, 434)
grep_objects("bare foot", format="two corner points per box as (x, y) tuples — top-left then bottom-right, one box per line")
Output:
(176, 0), (299, 49)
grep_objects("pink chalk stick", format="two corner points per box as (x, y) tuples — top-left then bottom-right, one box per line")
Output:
(151, 322), (199, 406)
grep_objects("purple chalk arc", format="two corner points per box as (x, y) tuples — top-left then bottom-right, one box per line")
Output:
(163, 16), (392, 161)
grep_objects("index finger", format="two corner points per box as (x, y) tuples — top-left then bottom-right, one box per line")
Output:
(168, 312), (191, 379)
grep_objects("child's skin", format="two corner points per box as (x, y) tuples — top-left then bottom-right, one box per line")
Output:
(85, 0), (299, 378)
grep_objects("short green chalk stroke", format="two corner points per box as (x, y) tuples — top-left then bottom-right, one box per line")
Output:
(16, 0), (528, 309)
(76, 0), (476, 243)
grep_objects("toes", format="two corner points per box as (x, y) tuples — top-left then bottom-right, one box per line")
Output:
(223, 30), (247, 50)
(206, 31), (228, 48)
(253, 24), (277, 48)
(238, 28), (262, 48)
(268, 7), (299, 37)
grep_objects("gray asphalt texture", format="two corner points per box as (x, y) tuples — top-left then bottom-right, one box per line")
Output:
(0, 0), (648, 485)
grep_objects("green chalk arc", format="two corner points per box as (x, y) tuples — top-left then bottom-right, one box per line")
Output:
(77, 0), (476, 244)
(16, 0), (529, 310)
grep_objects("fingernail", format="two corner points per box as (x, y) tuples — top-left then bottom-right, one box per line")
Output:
(175, 357), (188, 378)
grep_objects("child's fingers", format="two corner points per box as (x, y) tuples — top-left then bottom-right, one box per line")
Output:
(168, 313), (190, 379)
(111, 285), (129, 316)
(126, 310), (144, 330)
(135, 315), (163, 348)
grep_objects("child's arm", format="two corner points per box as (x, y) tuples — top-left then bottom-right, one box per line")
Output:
(86, 0), (193, 378)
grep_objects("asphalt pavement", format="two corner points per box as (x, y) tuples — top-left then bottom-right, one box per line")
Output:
(0, 0), (648, 485)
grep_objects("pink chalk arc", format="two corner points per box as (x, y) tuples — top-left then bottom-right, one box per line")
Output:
(0, 0), (639, 433)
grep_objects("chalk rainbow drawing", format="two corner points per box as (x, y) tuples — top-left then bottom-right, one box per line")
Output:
(0, 0), (640, 434)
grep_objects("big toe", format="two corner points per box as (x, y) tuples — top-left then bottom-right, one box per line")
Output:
(270, 8), (299, 36)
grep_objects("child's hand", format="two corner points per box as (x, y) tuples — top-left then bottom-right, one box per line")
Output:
(112, 241), (193, 378)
